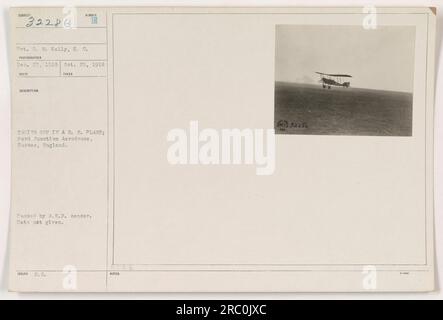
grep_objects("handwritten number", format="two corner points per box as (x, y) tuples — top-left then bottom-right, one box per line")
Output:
(25, 16), (34, 27)
(24, 16), (62, 28)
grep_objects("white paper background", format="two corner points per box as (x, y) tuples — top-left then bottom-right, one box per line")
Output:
(0, 0), (442, 299)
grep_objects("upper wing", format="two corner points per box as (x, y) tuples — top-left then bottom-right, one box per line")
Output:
(315, 72), (352, 78)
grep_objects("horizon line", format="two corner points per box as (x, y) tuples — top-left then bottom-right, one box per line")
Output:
(275, 80), (413, 94)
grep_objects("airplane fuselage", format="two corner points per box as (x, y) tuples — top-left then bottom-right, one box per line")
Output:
(321, 77), (350, 88)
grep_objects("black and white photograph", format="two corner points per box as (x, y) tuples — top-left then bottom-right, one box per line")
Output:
(275, 25), (416, 136)
(0, 3), (440, 300)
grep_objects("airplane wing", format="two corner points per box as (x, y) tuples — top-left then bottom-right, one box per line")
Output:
(316, 72), (352, 78)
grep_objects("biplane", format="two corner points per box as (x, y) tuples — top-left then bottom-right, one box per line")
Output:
(316, 72), (352, 89)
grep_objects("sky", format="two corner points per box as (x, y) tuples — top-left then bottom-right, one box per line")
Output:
(275, 25), (416, 93)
